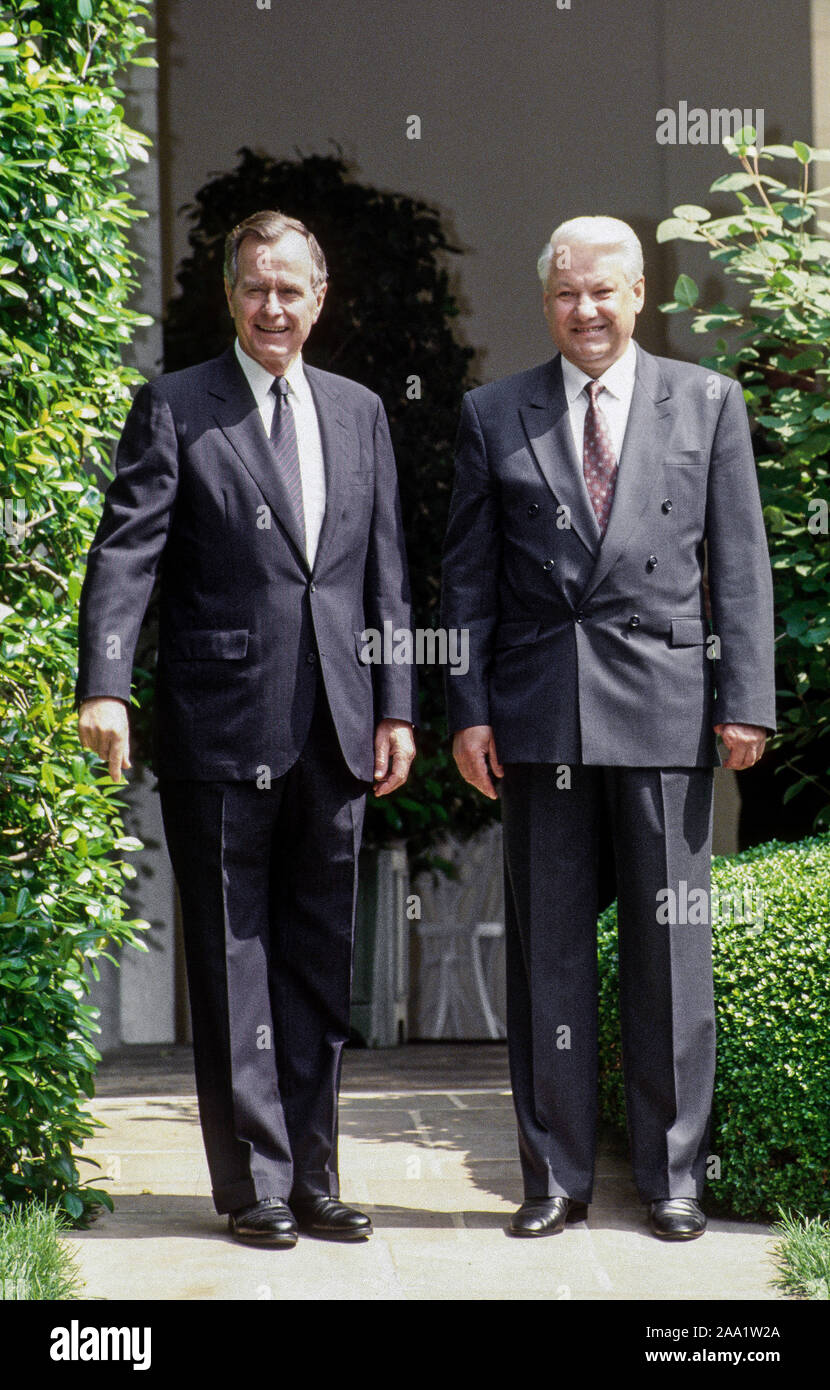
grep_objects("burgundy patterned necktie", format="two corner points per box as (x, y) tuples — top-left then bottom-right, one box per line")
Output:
(582, 379), (618, 536)
(270, 376), (306, 549)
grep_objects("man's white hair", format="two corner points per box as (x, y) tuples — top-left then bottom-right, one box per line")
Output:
(537, 216), (644, 286)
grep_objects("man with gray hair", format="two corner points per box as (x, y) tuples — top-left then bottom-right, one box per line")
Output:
(442, 215), (775, 1240)
(77, 210), (417, 1248)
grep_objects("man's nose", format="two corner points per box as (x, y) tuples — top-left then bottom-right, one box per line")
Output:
(574, 294), (597, 319)
(262, 289), (282, 313)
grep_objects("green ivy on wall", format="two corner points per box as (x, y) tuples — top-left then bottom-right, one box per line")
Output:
(0, 0), (154, 1222)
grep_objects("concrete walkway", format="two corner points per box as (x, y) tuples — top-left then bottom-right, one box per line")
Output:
(65, 1045), (782, 1302)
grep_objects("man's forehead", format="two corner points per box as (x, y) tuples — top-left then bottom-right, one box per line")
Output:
(242, 232), (312, 277)
(549, 241), (630, 281)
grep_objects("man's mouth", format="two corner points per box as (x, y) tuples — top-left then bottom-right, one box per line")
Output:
(256, 325), (288, 336)
(573, 325), (606, 336)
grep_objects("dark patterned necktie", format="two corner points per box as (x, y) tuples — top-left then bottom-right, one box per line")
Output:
(582, 380), (618, 536)
(270, 376), (306, 548)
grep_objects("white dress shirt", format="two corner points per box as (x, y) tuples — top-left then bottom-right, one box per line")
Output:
(234, 339), (327, 567)
(560, 339), (638, 468)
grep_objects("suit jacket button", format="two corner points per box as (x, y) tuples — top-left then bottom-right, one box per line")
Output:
(628, 614), (641, 629)
(309, 582), (317, 593)
(575, 612), (584, 624)
(306, 652), (317, 664)
(662, 499), (673, 513)
(542, 558), (555, 572)
(646, 555), (658, 570)
(528, 503), (540, 516)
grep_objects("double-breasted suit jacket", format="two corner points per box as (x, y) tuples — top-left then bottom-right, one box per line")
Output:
(442, 343), (776, 760)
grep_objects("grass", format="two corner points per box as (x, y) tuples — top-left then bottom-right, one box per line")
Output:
(0, 1200), (84, 1300)
(770, 1208), (830, 1300)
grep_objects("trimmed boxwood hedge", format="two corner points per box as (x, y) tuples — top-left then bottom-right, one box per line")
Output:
(598, 834), (830, 1222)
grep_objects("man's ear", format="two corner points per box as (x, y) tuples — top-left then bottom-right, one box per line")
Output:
(313, 282), (327, 321)
(224, 279), (233, 315)
(633, 276), (645, 313)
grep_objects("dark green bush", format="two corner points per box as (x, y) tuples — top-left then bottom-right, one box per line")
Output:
(598, 835), (830, 1221)
(0, 0), (153, 1222)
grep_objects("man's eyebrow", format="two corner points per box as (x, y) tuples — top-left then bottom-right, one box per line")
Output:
(240, 274), (303, 288)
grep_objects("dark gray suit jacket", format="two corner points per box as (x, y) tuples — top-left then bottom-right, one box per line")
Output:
(441, 345), (775, 767)
(77, 347), (417, 782)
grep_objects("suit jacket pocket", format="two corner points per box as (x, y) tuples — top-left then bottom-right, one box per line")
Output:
(494, 620), (541, 650)
(170, 629), (249, 660)
(670, 617), (707, 647)
(665, 449), (706, 465)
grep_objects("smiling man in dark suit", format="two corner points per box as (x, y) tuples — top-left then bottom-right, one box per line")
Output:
(77, 211), (417, 1247)
(442, 216), (775, 1240)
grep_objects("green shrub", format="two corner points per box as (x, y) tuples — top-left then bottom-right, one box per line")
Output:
(0, 1), (153, 1222)
(598, 835), (830, 1221)
(657, 129), (830, 823)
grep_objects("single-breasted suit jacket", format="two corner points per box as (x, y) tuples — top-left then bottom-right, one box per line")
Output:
(441, 344), (775, 766)
(77, 346), (417, 780)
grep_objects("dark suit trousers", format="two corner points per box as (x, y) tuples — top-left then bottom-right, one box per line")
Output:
(501, 764), (715, 1204)
(159, 679), (367, 1214)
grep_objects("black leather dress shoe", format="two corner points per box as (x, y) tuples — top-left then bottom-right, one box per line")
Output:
(291, 1196), (372, 1241)
(648, 1198), (707, 1240)
(227, 1198), (298, 1247)
(508, 1197), (589, 1237)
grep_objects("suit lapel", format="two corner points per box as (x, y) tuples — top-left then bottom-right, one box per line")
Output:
(208, 347), (309, 565)
(579, 344), (673, 604)
(519, 357), (601, 558)
(302, 365), (356, 575)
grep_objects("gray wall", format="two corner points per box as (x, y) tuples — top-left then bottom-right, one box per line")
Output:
(157, 0), (812, 379)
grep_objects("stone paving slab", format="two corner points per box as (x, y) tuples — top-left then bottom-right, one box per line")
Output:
(64, 1052), (783, 1302)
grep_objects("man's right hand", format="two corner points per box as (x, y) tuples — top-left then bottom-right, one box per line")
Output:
(78, 698), (131, 781)
(452, 725), (504, 800)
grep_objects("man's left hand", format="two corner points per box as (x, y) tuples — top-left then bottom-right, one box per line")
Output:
(713, 723), (767, 771)
(373, 719), (416, 796)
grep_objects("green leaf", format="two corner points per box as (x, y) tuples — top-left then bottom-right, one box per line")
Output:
(710, 172), (759, 192)
(77, 0), (94, 18)
(656, 217), (702, 244)
(61, 1192), (85, 1219)
(793, 140), (813, 165)
(673, 273), (699, 308)
(672, 204), (711, 223)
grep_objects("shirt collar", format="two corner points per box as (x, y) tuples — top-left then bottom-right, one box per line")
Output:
(234, 338), (308, 404)
(561, 339), (637, 404)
